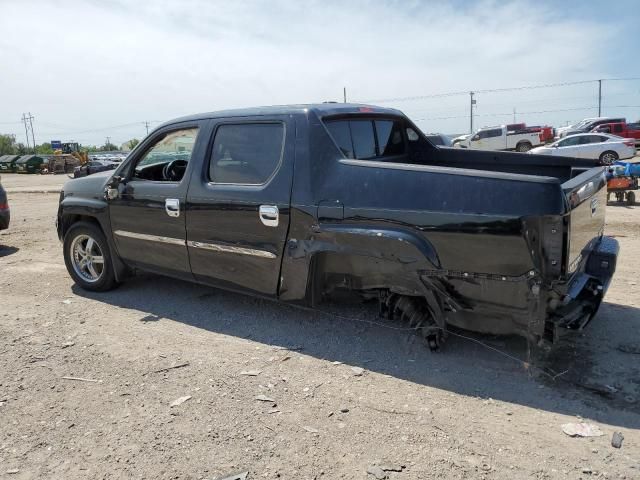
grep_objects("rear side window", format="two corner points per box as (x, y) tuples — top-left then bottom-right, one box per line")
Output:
(209, 123), (284, 184)
(325, 118), (405, 160)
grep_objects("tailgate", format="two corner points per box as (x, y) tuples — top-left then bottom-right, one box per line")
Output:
(562, 167), (607, 273)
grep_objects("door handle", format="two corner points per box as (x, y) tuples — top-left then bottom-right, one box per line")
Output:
(259, 205), (279, 227)
(165, 198), (180, 217)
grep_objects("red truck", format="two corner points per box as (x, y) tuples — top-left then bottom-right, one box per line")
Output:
(591, 122), (640, 145)
(507, 123), (554, 143)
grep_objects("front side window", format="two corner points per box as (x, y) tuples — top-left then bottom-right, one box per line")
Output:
(325, 118), (406, 160)
(209, 123), (284, 184)
(133, 128), (198, 182)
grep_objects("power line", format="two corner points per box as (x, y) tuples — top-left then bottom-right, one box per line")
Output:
(358, 77), (640, 104)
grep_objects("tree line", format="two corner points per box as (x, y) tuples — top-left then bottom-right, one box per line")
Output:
(0, 134), (140, 155)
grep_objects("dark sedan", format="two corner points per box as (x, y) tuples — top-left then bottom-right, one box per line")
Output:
(73, 160), (118, 178)
(0, 178), (9, 230)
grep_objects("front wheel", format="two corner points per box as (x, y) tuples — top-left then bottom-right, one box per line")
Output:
(516, 142), (532, 152)
(63, 221), (118, 291)
(599, 150), (618, 165)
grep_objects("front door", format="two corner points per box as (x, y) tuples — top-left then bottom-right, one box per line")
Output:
(185, 116), (295, 296)
(109, 124), (204, 280)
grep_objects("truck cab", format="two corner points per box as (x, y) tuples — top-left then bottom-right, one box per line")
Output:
(592, 122), (640, 145)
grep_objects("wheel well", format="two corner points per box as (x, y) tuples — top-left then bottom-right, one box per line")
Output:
(600, 150), (617, 156)
(60, 214), (102, 239)
(517, 140), (532, 146)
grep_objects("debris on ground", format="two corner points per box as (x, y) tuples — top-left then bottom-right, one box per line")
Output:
(169, 395), (192, 407)
(380, 464), (405, 472)
(561, 423), (604, 437)
(214, 472), (248, 480)
(302, 425), (319, 433)
(612, 432), (624, 448)
(6, 469), (20, 475)
(340, 407), (350, 413)
(147, 362), (190, 375)
(61, 376), (99, 383)
(254, 394), (276, 403)
(350, 366), (365, 376)
(61, 341), (75, 348)
(366, 465), (387, 479)
(239, 370), (262, 376)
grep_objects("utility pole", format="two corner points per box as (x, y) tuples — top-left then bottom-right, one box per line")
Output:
(343, 87), (347, 103)
(469, 91), (476, 133)
(27, 112), (36, 153)
(105, 136), (111, 151)
(598, 79), (602, 116)
(21, 114), (31, 151)
(144, 121), (150, 135)
(513, 107), (516, 123)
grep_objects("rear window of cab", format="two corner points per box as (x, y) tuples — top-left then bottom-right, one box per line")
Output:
(324, 118), (406, 160)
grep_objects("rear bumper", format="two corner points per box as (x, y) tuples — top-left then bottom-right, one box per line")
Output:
(0, 209), (9, 230)
(545, 236), (618, 341)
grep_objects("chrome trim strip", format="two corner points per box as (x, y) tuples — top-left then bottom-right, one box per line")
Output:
(114, 230), (186, 246)
(187, 240), (276, 259)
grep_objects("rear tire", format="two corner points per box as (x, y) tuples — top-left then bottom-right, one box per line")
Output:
(599, 151), (618, 165)
(63, 221), (118, 292)
(516, 142), (532, 152)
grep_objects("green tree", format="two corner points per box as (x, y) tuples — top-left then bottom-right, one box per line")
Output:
(0, 134), (17, 155)
(126, 138), (140, 150)
(35, 143), (54, 155)
(15, 143), (29, 155)
(102, 142), (118, 152)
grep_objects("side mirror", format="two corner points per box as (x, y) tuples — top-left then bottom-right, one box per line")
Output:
(105, 175), (125, 200)
(471, 135), (480, 141)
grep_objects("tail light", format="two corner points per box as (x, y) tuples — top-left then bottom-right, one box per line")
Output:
(0, 202), (8, 211)
(623, 140), (635, 147)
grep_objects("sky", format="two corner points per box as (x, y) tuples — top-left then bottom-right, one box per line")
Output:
(0, 0), (639, 147)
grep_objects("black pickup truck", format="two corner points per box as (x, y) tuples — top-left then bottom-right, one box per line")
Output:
(57, 104), (618, 349)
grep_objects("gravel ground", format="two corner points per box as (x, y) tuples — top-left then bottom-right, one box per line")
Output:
(0, 173), (639, 479)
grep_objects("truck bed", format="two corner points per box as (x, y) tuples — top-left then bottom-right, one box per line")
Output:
(426, 146), (597, 182)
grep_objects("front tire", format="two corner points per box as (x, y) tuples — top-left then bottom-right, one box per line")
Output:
(599, 150), (618, 165)
(63, 221), (118, 291)
(516, 141), (532, 152)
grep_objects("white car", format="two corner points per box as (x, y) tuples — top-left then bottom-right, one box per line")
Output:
(528, 133), (636, 164)
(452, 125), (543, 152)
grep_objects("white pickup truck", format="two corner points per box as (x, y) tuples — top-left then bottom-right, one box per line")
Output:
(452, 125), (543, 152)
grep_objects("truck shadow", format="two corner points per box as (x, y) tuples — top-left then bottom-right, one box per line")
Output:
(73, 273), (640, 429)
(0, 245), (19, 257)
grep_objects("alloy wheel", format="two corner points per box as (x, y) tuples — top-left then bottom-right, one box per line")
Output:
(70, 234), (105, 283)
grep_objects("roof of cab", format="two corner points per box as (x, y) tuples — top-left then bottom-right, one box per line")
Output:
(160, 103), (404, 129)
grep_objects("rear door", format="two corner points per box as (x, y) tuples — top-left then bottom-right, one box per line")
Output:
(185, 115), (295, 297)
(555, 135), (581, 156)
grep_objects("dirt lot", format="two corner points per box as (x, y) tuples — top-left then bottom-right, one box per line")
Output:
(1, 172), (639, 479)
